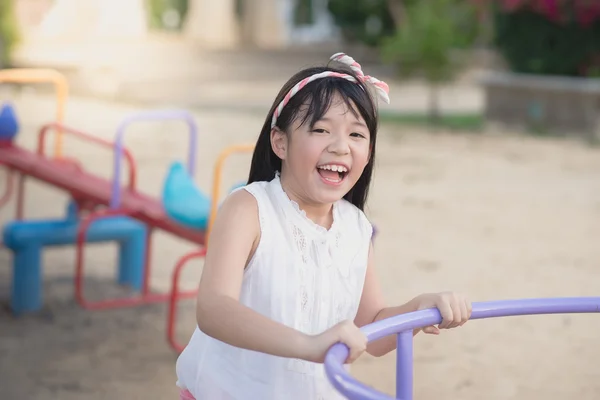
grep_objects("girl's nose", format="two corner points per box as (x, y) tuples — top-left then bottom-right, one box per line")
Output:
(327, 135), (350, 155)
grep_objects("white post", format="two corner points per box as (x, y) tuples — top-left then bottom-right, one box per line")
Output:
(184, 0), (239, 49)
(238, 0), (289, 49)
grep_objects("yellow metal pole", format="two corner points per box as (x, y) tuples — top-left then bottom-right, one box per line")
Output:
(0, 68), (69, 158)
(206, 144), (255, 243)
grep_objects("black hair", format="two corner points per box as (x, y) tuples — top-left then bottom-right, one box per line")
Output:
(247, 63), (379, 211)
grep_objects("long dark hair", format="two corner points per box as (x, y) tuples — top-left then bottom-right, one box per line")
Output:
(247, 63), (379, 211)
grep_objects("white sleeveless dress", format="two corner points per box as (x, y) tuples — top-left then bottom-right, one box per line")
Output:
(175, 174), (373, 400)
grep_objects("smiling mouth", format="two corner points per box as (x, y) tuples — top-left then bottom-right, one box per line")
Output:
(317, 164), (349, 184)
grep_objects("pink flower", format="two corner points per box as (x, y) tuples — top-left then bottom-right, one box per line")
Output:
(472, 0), (600, 26)
(539, 0), (560, 22)
(574, 0), (600, 27)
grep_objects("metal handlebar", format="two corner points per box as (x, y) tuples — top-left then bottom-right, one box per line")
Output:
(110, 109), (198, 209)
(325, 297), (600, 400)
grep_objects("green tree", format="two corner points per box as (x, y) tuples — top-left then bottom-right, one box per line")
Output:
(146, 0), (189, 30)
(381, 0), (481, 123)
(327, 0), (396, 46)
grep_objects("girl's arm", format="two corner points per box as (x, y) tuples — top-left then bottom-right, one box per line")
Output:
(354, 243), (472, 357)
(195, 189), (311, 360)
(353, 243), (417, 357)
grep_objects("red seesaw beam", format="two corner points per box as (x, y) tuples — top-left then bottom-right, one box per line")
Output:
(0, 124), (206, 245)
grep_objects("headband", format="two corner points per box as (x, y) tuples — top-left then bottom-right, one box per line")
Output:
(270, 52), (390, 128)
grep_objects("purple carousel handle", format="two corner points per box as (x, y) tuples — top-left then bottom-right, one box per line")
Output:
(110, 109), (198, 209)
(325, 297), (600, 400)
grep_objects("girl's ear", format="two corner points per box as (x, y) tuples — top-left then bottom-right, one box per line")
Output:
(270, 127), (287, 160)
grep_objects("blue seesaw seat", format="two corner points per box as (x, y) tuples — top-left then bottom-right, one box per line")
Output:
(162, 161), (246, 231)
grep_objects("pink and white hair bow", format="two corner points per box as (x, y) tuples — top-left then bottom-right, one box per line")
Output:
(271, 52), (390, 128)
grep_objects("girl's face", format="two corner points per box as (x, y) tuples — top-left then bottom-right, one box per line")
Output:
(271, 94), (371, 207)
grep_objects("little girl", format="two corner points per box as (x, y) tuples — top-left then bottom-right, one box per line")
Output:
(175, 53), (472, 399)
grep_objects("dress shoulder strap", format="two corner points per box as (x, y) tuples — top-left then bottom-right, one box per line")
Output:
(235, 180), (277, 266)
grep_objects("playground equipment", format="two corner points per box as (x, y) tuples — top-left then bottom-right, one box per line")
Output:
(0, 117), (165, 315)
(0, 102), (19, 141)
(74, 112), (253, 351)
(168, 143), (255, 352)
(72, 109), (204, 313)
(0, 69), (69, 220)
(163, 161), (212, 230)
(0, 68), (69, 157)
(3, 201), (147, 315)
(324, 296), (600, 400)
(0, 82), (254, 350)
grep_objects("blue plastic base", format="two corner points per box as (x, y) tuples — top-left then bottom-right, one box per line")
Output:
(3, 215), (147, 316)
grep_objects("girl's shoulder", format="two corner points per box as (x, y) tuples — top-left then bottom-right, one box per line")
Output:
(229, 179), (276, 210)
(216, 187), (260, 224)
(223, 179), (280, 227)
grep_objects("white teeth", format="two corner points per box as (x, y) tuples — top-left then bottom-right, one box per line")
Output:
(318, 164), (348, 173)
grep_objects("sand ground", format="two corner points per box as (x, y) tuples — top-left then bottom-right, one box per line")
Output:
(0, 91), (599, 400)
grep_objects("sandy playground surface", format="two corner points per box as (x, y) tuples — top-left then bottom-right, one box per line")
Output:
(0, 92), (599, 400)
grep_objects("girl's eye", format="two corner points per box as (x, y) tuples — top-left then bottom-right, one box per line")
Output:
(350, 132), (367, 139)
(312, 128), (328, 134)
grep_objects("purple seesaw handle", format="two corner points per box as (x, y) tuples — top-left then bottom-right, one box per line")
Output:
(325, 297), (600, 400)
(110, 109), (198, 209)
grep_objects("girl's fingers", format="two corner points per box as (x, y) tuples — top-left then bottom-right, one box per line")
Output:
(437, 301), (454, 329)
(466, 296), (473, 319)
(459, 297), (469, 326)
(447, 295), (462, 328)
(423, 325), (440, 335)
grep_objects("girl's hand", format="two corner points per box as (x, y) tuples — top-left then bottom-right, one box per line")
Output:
(412, 292), (472, 335)
(303, 320), (368, 364)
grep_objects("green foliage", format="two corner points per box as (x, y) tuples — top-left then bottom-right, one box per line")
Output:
(380, 0), (480, 83)
(294, 0), (315, 26)
(377, 0), (482, 124)
(146, 0), (189, 30)
(0, 0), (19, 66)
(326, 0), (396, 46)
(488, 0), (600, 27)
(493, 7), (600, 77)
(327, 0), (482, 49)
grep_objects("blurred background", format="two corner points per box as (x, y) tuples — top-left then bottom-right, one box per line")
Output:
(0, 1), (599, 399)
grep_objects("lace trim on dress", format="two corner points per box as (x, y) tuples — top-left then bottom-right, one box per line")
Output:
(272, 172), (340, 237)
